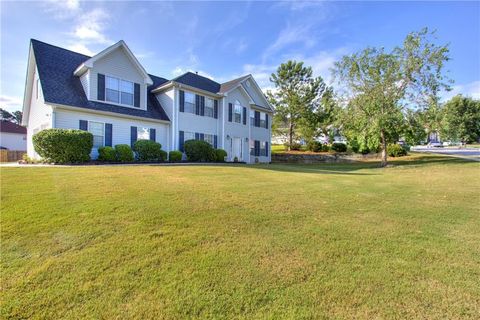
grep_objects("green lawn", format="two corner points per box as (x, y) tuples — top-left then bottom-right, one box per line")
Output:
(2, 155), (479, 319)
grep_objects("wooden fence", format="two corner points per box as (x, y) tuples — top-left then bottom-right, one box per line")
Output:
(0, 150), (26, 163)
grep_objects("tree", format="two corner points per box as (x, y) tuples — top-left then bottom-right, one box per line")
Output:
(441, 95), (480, 143)
(268, 61), (324, 150)
(0, 108), (23, 124)
(332, 28), (451, 166)
(403, 109), (428, 145)
(300, 86), (339, 143)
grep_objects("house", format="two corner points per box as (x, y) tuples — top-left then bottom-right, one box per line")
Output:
(22, 39), (273, 163)
(0, 120), (27, 151)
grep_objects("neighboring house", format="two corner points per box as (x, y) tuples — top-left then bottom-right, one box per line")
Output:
(0, 120), (27, 151)
(22, 39), (273, 163)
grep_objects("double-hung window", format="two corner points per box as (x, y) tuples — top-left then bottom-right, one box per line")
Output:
(260, 112), (267, 128)
(205, 98), (214, 118)
(250, 110), (255, 126)
(184, 131), (195, 142)
(88, 121), (104, 148)
(204, 134), (214, 146)
(260, 141), (267, 156)
(184, 92), (195, 114)
(106, 76), (134, 106)
(137, 127), (150, 140)
(234, 101), (242, 123)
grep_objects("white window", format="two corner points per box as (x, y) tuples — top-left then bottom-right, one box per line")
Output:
(250, 109), (255, 126)
(260, 112), (267, 128)
(184, 92), (195, 114)
(106, 76), (134, 106)
(137, 127), (150, 140)
(234, 100), (242, 123)
(184, 131), (195, 142)
(261, 141), (267, 156)
(88, 121), (104, 148)
(205, 98), (214, 118)
(204, 134), (214, 146)
(250, 139), (255, 155)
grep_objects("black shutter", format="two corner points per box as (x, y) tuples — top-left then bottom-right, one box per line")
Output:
(255, 140), (260, 157)
(214, 100), (218, 119)
(179, 130), (184, 152)
(150, 128), (156, 141)
(195, 132), (200, 140)
(228, 103), (233, 122)
(195, 95), (200, 115)
(105, 123), (112, 146)
(134, 83), (140, 108)
(179, 90), (185, 112)
(97, 74), (105, 101)
(254, 111), (260, 127)
(130, 126), (137, 147)
(200, 96), (205, 116)
(214, 135), (218, 148)
(79, 120), (88, 131)
(265, 114), (269, 128)
(199, 133), (204, 141)
(266, 142), (269, 157)
(242, 107), (247, 125)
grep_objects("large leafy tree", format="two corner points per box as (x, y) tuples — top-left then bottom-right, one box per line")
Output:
(0, 108), (23, 124)
(441, 95), (480, 143)
(268, 61), (324, 149)
(333, 28), (451, 166)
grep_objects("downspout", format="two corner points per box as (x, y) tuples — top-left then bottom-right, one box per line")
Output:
(222, 94), (226, 149)
(51, 106), (56, 128)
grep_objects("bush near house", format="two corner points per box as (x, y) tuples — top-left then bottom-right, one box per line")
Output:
(184, 140), (215, 162)
(115, 144), (134, 162)
(98, 146), (116, 162)
(387, 144), (408, 157)
(214, 149), (227, 162)
(169, 151), (183, 162)
(285, 142), (302, 151)
(133, 140), (164, 162)
(32, 129), (93, 164)
(331, 142), (347, 153)
(306, 140), (322, 152)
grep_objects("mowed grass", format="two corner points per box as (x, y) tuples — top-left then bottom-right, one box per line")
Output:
(1, 155), (479, 319)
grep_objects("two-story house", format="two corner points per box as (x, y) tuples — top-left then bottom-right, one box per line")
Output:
(22, 39), (273, 163)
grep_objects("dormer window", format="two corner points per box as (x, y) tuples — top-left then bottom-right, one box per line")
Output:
(106, 76), (134, 106)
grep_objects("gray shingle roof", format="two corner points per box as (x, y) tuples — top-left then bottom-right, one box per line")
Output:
(31, 39), (170, 121)
(219, 74), (250, 93)
(172, 72), (221, 94)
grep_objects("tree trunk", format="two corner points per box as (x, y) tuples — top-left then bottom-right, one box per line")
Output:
(380, 129), (387, 167)
(288, 121), (294, 151)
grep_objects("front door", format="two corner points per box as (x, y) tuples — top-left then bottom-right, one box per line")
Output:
(232, 137), (242, 161)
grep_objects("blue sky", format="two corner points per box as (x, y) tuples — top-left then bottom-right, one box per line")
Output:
(1, 0), (479, 112)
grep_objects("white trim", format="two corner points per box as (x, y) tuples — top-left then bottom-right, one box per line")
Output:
(153, 81), (224, 98)
(221, 75), (274, 111)
(48, 103), (170, 124)
(73, 40), (153, 85)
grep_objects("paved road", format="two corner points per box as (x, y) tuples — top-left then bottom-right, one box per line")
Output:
(411, 147), (480, 161)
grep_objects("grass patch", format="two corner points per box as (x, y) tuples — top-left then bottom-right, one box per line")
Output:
(1, 155), (479, 319)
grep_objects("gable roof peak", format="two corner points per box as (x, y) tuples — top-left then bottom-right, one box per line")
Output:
(73, 40), (153, 85)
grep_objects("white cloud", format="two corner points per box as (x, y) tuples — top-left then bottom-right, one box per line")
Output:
(171, 67), (215, 80)
(0, 95), (23, 112)
(71, 8), (111, 45)
(66, 43), (95, 56)
(440, 80), (480, 101)
(43, 0), (80, 19)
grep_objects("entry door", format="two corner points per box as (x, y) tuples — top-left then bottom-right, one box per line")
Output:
(232, 137), (242, 161)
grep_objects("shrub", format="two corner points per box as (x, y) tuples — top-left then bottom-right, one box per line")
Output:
(115, 144), (134, 162)
(285, 142), (302, 151)
(306, 140), (324, 152)
(322, 144), (330, 152)
(32, 129), (92, 164)
(331, 142), (347, 152)
(97, 146), (116, 162)
(169, 150), (183, 162)
(184, 140), (215, 162)
(214, 149), (227, 162)
(159, 150), (168, 162)
(387, 143), (408, 157)
(133, 140), (163, 162)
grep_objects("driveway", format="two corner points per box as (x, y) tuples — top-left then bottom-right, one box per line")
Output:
(411, 147), (480, 161)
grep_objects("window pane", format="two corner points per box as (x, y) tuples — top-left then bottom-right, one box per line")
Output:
(120, 80), (133, 94)
(121, 92), (134, 106)
(93, 135), (104, 148)
(206, 98), (214, 108)
(106, 76), (119, 90)
(204, 134), (213, 145)
(89, 122), (104, 136)
(184, 131), (195, 141)
(205, 106), (213, 117)
(185, 92), (195, 104)
(137, 127), (150, 140)
(106, 89), (119, 103)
